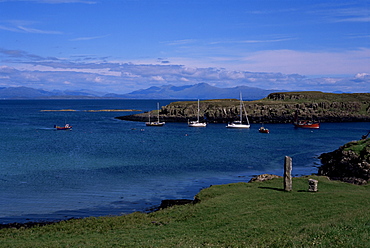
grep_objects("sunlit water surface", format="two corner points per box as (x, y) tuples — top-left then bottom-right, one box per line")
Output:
(0, 99), (368, 223)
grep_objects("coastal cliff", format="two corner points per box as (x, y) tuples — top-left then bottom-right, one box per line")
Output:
(319, 138), (370, 185)
(116, 91), (370, 123)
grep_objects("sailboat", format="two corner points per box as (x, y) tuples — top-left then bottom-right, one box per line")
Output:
(146, 103), (165, 126)
(226, 92), (250, 129)
(188, 99), (207, 127)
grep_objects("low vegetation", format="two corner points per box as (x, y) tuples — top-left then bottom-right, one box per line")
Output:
(343, 138), (370, 155)
(1, 176), (369, 247)
(263, 91), (370, 103)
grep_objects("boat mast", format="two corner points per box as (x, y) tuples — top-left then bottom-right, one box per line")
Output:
(240, 92), (250, 125)
(239, 92), (243, 123)
(157, 102), (160, 123)
(197, 99), (200, 122)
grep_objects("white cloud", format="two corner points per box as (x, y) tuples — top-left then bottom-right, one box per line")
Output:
(234, 48), (370, 75)
(209, 37), (296, 45)
(0, 20), (63, 34)
(1, 62), (369, 93)
(70, 34), (110, 41)
(164, 39), (197, 46)
(151, 76), (165, 81)
(1, 48), (369, 93)
(355, 73), (369, 79)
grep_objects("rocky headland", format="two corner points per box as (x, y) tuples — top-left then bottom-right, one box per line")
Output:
(116, 91), (370, 123)
(318, 138), (370, 185)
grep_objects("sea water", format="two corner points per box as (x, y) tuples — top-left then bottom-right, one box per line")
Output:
(0, 99), (368, 224)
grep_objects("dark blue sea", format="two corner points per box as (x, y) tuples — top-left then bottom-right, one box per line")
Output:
(0, 99), (368, 224)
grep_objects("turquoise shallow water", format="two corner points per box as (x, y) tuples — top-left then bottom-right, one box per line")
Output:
(0, 99), (368, 224)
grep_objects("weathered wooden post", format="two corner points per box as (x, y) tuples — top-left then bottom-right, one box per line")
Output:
(284, 156), (292, 191)
(308, 179), (318, 192)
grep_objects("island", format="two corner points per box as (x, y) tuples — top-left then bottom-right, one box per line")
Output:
(41, 109), (141, 112)
(116, 91), (370, 123)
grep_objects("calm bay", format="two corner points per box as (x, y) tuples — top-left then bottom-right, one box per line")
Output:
(0, 99), (368, 224)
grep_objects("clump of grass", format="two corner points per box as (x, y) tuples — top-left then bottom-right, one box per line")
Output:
(1, 176), (369, 247)
(343, 138), (370, 156)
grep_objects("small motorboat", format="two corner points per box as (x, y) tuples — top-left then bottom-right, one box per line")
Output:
(259, 126), (269, 133)
(54, 124), (72, 130)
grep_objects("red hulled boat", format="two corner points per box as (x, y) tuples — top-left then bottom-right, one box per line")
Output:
(293, 111), (320, 129)
(259, 126), (270, 133)
(293, 120), (320, 129)
(54, 124), (72, 130)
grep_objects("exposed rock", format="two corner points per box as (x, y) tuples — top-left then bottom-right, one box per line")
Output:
(249, 174), (282, 183)
(318, 139), (370, 185)
(116, 92), (370, 124)
(158, 199), (200, 210)
(308, 179), (319, 192)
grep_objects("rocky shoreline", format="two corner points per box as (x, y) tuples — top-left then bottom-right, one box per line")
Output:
(116, 91), (370, 123)
(318, 138), (370, 185)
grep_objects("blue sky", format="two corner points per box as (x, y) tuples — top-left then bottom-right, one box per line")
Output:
(0, 0), (369, 93)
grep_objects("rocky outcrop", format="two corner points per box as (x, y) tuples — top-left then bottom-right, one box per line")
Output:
(116, 92), (370, 123)
(318, 138), (370, 185)
(248, 174), (282, 183)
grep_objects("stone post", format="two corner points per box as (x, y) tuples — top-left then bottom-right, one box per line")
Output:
(284, 156), (292, 191)
(308, 179), (318, 192)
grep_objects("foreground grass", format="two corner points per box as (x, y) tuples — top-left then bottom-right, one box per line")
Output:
(1, 176), (369, 247)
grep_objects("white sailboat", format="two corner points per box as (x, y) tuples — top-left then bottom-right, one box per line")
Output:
(226, 92), (250, 129)
(146, 103), (165, 126)
(188, 99), (207, 127)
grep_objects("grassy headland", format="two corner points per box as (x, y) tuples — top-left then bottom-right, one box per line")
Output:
(117, 91), (370, 123)
(1, 176), (369, 247)
(319, 138), (370, 185)
(342, 138), (370, 155)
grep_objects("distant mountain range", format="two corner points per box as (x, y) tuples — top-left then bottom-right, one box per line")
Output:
(0, 83), (279, 100)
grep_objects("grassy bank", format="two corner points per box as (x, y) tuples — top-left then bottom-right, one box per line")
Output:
(1, 176), (369, 247)
(343, 138), (370, 155)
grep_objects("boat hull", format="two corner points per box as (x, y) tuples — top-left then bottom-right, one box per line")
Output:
(226, 123), (250, 129)
(259, 127), (269, 133)
(293, 122), (320, 129)
(54, 125), (72, 130)
(188, 121), (207, 127)
(146, 122), (165, 126)
(56, 127), (72, 130)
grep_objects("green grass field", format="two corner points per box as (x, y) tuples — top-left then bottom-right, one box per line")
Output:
(1, 176), (369, 247)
